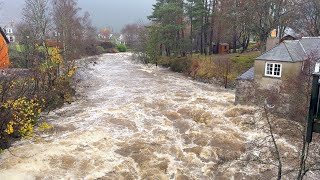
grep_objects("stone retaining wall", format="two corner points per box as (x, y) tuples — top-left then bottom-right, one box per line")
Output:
(235, 79), (255, 105)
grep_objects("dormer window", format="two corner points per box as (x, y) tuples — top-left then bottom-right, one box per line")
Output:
(265, 62), (282, 78)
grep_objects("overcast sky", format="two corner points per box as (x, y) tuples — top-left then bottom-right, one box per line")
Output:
(0, 0), (156, 32)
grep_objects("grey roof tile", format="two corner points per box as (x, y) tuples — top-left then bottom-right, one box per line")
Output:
(237, 67), (254, 80)
(256, 37), (320, 62)
(300, 37), (320, 56)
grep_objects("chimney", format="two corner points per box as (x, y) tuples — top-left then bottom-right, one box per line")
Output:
(266, 29), (280, 51)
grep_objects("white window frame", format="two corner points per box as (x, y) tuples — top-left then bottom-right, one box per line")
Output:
(265, 62), (282, 78)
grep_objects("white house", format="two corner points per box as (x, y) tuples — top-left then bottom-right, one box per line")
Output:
(3, 26), (15, 43)
(119, 34), (126, 45)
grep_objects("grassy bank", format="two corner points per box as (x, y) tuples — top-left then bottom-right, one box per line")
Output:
(157, 51), (260, 88)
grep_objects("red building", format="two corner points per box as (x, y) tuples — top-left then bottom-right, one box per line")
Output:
(0, 27), (10, 69)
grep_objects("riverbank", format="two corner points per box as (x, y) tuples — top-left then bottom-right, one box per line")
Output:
(145, 52), (261, 88)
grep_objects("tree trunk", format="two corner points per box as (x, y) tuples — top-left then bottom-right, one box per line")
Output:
(209, 27), (214, 55)
(260, 34), (268, 53)
(190, 6), (193, 56)
(232, 29), (237, 53)
(200, 26), (204, 54)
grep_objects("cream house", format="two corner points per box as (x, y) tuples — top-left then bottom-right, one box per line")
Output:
(235, 37), (320, 104)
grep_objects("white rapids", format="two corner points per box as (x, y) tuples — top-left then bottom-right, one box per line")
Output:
(0, 53), (309, 179)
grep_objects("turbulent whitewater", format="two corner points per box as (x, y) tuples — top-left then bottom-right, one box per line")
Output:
(0, 53), (309, 179)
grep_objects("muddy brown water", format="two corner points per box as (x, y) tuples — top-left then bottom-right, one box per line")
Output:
(0, 53), (308, 179)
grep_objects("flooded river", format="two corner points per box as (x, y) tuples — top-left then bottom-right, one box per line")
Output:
(0, 53), (308, 179)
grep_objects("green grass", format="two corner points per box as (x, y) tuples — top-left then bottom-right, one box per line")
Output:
(9, 44), (58, 55)
(231, 51), (261, 69)
(155, 51), (261, 88)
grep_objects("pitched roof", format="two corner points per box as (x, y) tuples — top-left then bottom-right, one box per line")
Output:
(0, 27), (10, 44)
(256, 37), (320, 62)
(237, 67), (254, 80)
(300, 37), (320, 55)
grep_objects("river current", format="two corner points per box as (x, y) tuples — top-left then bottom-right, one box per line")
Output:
(0, 53), (311, 179)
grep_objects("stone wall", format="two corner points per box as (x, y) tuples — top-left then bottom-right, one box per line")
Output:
(235, 79), (255, 105)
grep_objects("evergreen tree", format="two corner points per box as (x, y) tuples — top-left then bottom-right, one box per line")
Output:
(148, 0), (186, 57)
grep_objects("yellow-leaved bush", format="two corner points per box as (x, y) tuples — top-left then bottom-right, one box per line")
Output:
(39, 47), (63, 72)
(50, 47), (63, 64)
(1, 97), (45, 139)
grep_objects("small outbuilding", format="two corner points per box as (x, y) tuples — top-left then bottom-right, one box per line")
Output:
(219, 43), (230, 54)
(213, 43), (230, 54)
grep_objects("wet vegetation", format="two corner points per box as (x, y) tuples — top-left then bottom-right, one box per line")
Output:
(0, 0), (98, 150)
(154, 51), (260, 88)
(1, 0), (320, 179)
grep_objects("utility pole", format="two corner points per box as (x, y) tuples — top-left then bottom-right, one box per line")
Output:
(306, 73), (320, 143)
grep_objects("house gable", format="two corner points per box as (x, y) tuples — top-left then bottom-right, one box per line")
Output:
(0, 27), (10, 44)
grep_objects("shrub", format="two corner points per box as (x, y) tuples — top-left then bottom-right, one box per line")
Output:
(191, 58), (217, 79)
(100, 41), (116, 49)
(8, 45), (28, 68)
(1, 97), (44, 138)
(132, 53), (150, 64)
(170, 57), (192, 73)
(106, 48), (119, 53)
(96, 46), (105, 54)
(0, 47), (77, 150)
(116, 44), (127, 52)
(158, 56), (171, 67)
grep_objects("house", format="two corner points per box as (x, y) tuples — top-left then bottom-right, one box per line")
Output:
(256, 37), (320, 87)
(3, 26), (15, 43)
(0, 27), (10, 69)
(235, 37), (320, 104)
(118, 34), (126, 45)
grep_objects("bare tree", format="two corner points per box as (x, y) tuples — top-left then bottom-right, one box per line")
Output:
(81, 12), (98, 56)
(52, 0), (83, 70)
(121, 23), (147, 50)
(295, 0), (320, 36)
(22, 0), (50, 42)
(243, 0), (292, 52)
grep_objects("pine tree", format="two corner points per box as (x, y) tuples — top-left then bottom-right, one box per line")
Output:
(148, 0), (186, 57)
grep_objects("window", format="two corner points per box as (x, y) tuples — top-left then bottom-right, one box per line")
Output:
(265, 62), (282, 77)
